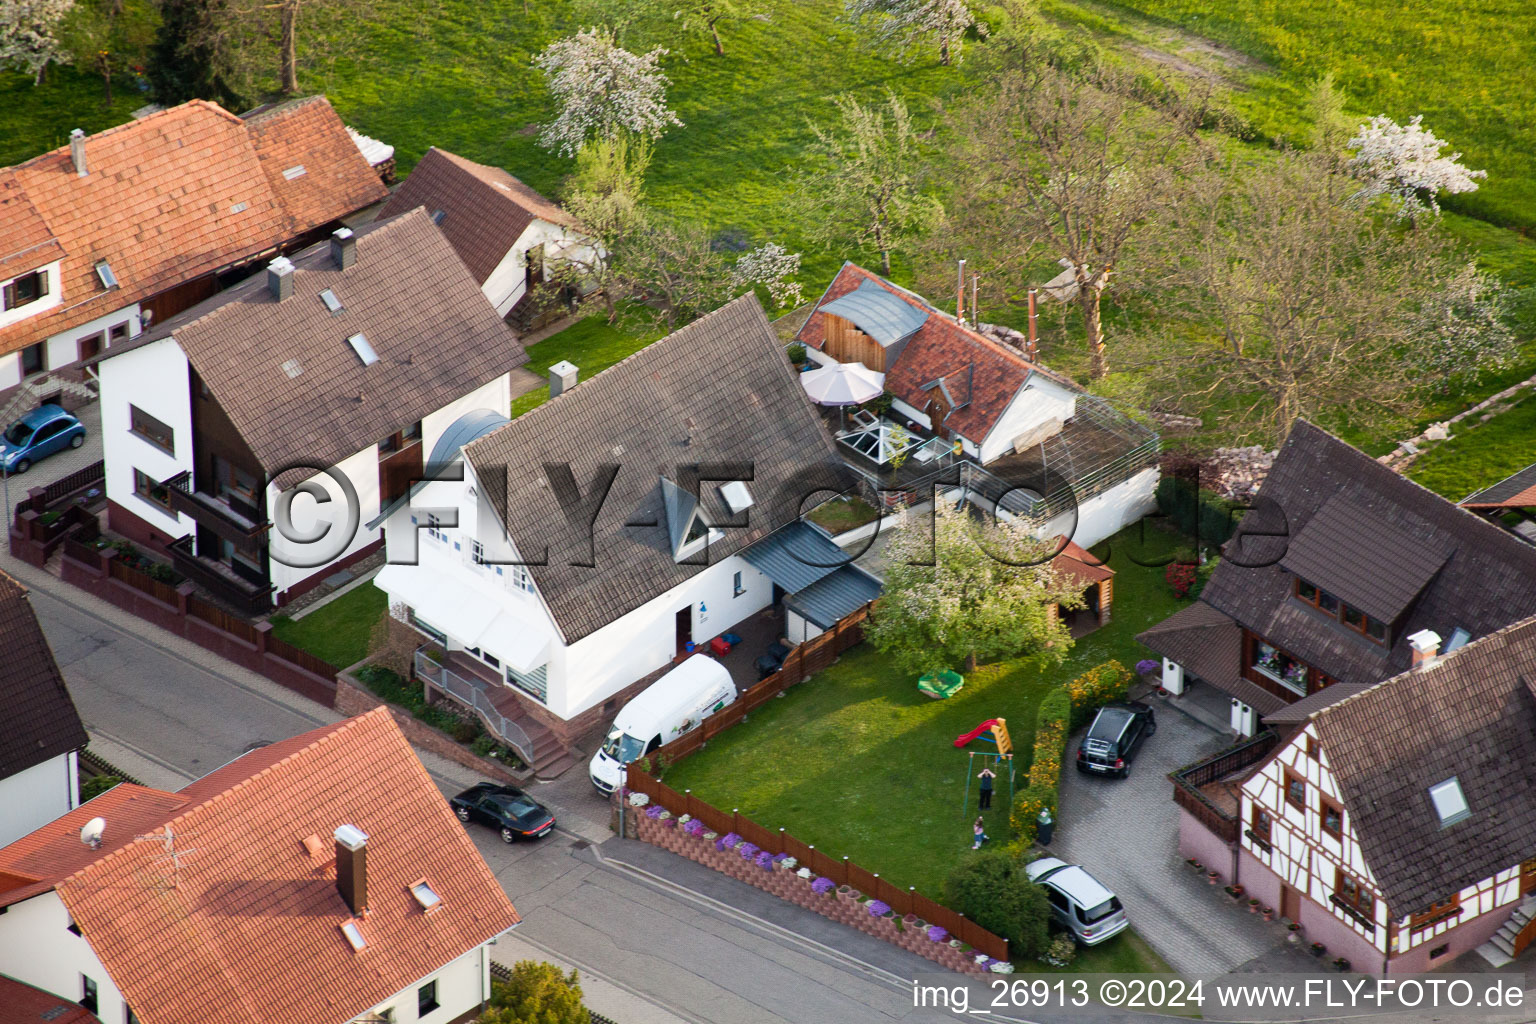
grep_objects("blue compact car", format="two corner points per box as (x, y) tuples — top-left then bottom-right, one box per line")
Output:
(1, 405), (86, 474)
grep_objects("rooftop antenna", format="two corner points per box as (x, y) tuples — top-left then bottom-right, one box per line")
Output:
(970, 273), (979, 331)
(138, 826), (197, 892)
(956, 259), (967, 324)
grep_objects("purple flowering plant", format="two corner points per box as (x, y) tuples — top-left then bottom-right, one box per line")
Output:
(926, 925), (948, 943)
(811, 877), (835, 895)
(755, 851), (774, 870)
(716, 832), (742, 851)
(645, 804), (664, 819)
(738, 842), (760, 860)
(1136, 658), (1160, 675)
(683, 818), (705, 836)
(867, 900), (891, 917)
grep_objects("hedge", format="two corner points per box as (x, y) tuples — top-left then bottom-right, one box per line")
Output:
(1011, 660), (1134, 844)
(1155, 474), (1245, 549)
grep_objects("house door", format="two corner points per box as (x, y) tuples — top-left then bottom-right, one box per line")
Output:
(1521, 858), (1536, 897)
(1280, 884), (1301, 923)
(675, 607), (692, 655)
(77, 332), (103, 364)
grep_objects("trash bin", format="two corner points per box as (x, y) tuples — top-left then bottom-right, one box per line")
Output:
(1037, 808), (1055, 845)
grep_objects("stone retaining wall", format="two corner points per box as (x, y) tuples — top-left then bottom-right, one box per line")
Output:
(634, 812), (988, 976)
(335, 673), (527, 785)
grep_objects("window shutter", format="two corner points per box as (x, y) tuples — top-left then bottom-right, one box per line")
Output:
(36, 270), (48, 297)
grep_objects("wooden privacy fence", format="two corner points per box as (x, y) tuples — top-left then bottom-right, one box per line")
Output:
(646, 604), (872, 766)
(1169, 731), (1279, 844)
(627, 767), (1010, 962)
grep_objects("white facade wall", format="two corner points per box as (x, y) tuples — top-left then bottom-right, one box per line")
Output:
(1033, 465), (1158, 552)
(352, 945), (489, 1024)
(482, 221), (599, 317)
(44, 304), (141, 381)
(97, 337), (195, 537)
(977, 375), (1079, 465)
(0, 752), (78, 848)
(0, 892), (130, 1024)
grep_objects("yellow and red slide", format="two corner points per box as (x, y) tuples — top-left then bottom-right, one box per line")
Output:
(953, 718), (1013, 758)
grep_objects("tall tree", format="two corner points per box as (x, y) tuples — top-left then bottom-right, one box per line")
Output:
(1304, 71), (1354, 153)
(950, 60), (1207, 379)
(147, 0), (242, 106)
(1138, 150), (1514, 443)
(797, 89), (943, 277)
(843, 0), (978, 66)
(534, 28), (681, 157)
(865, 503), (1082, 675)
(1347, 114), (1486, 221)
(0, 0), (75, 84)
(557, 135), (653, 316)
(664, 0), (765, 56)
(63, 0), (155, 103)
(480, 961), (585, 1024)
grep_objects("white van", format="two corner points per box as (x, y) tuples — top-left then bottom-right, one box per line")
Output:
(590, 655), (736, 794)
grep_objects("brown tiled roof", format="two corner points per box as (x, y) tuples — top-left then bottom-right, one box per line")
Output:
(135, 207), (525, 476)
(1260, 683), (1367, 724)
(35, 708), (517, 1024)
(0, 975), (101, 1024)
(0, 174), (62, 280)
(1461, 462), (1536, 509)
(1197, 420), (1536, 685)
(378, 148), (576, 284)
(794, 263), (1079, 444)
(1134, 600), (1291, 713)
(1312, 615), (1536, 912)
(0, 98), (387, 360)
(0, 570), (87, 779)
(464, 293), (854, 641)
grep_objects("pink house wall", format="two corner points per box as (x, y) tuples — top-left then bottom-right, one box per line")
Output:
(1178, 807), (1239, 882)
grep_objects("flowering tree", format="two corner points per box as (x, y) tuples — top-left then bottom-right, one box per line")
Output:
(1347, 114), (1486, 220)
(730, 242), (805, 310)
(1412, 264), (1516, 390)
(865, 503), (1082, 675)
(843, 0), (977, 65)
(0, 0), (75, 84)
(535, 27), (682, 157)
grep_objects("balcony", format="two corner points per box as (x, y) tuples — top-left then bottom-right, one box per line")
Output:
(167, 534), (273, 616)
(163, 471), (267, 550)
(1168, 731), (1280, 844)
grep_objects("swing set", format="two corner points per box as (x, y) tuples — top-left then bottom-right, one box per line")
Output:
(955, 717), (1017, 814)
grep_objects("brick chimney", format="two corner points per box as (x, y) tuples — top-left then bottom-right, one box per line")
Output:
(267, 256), (295, 302)
(330, 227), (356, 270)
(334, 824), (368, 916)
(69, 129), (88, 177)
(1408, 629), (1442, 670)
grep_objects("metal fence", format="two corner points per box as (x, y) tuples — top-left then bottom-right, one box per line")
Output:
(416, 650), (535, 766)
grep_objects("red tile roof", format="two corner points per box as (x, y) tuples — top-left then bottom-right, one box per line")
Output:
(0, 709), (518, 1024)
(0, 975), (101, 1024)
(377, 147), (577, 284)
(795, 264), (1078, 444)
(0, 98), (387, 360)
(1051, 537), (1115, 586)
(0, 174), (62, 280)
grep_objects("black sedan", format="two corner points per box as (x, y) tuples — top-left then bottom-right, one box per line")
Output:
(450, 783), (556, 843)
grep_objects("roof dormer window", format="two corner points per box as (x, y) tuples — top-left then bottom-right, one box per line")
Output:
(2, 269), (48, 310)
(1428, 777), (1470, 827)
(720, 480), (753, 515)
(409, 879), (442, 913)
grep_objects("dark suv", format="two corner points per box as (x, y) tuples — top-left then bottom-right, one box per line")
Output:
(1075, 701), (1155, 778)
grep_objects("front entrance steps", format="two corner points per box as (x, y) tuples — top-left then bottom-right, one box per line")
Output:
(1476, 896), (1536, 967)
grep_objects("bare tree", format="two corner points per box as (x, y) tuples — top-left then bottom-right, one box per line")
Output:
(797, 89), (943, 277)
(1136, 150), (1514, 443)
(843, 0), (978, 66)
(949, 59), (1208, 379)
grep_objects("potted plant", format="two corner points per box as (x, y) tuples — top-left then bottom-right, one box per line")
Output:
(1286, 923), (1301, 943)
(1262, 906), (1274, 922)
(1248, 898), (1260, 913)
(1333, 957), (1351, 973)
(787, 343), (807, 368)
(1310, 942), (1327, 957)
(1207, 870), (1220, 885)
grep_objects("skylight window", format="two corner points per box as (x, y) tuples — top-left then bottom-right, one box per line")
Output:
(282, 164), (307, 180)
(281, 358), (304, 380)
(431, 209), (447, 225)
(94, 260), (118, 290)
(230, 201), (248, 214)
(347, 333), (379, 366)
(1428, 777), (1470, 827)
(340, 920), (366, 952)
(719, 481), (753, 515)
(410, 880), (442, 912)
(319, 289), (343, 314)
(1444, 627), (1472, 653)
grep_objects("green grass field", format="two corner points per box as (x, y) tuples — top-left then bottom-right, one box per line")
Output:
(269, 583), (387, 669)
(665, 525), (1187, 897)
(509, 311), (663, 418)
(1408, 392), (1536, 501)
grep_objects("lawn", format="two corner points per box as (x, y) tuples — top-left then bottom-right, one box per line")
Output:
(1407, 392), (1536, 501)
(509, 311), (663, 418)
(665, 523), (1189, 900)
(269, 582), (387, 669)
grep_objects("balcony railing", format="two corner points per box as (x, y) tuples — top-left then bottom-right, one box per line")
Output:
(163, 471), (266, 550)
(414, 648), (534, 766)
(1168, 731), (1279, 844)
(167, 534), (273, 616)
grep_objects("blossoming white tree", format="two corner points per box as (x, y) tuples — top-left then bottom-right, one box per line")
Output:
(1347, 114), (1487, 219)
(0, 0), (75, 84)
(729, 242), (805, 310)
(534, 27), (682, 157)
(843, 0), (977, 65)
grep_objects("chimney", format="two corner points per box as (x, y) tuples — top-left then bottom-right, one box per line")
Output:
(1408, 629), (1442, 670)
(330, 227), (356, 270)
(956, 259), (967, 324)
(267, 256), (294, 302)
(334, 824), (368, 916)
(549, 359), (578, 398)
(1026, 289), (1038, 362)
(69, 129), (87, 177)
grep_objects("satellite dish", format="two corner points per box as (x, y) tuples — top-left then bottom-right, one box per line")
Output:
(80, 817), (106, 849)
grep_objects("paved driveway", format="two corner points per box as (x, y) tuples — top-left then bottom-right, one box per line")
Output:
(1053, 696), (1295, 976)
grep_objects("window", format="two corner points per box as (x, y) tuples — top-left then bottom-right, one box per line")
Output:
(1334, 867), (1375, 919)
(480, 650), (500, 669)
(1429, 943), (1450, 960)
(215, 457), (260, 507)
(733, 570), (745, 596)
(1294, 577), (1387, 643)
(506, 662), (549, 703)
(1247, 805), (1273, 852)
(347, 332), (379, 366)
(95, 260), (118, 289)
(126, 1004), (140, 1024)
(19, 342), (44, 377)
(425, 513), (446, 543)
(402, 420), (422, 442)
(1251, 639), (1309, 694)
(1284, 768), (1306, 810)
(411, 613), (446, 645)
(134, 469), (173, 513)
(1429, 777), (1471, 827)
(110, 321), (130, 343)
(319, 288), (343, 314)
(1410, 894), (1461, 930)
(3, 269), (48, 310)
(340, 919), (366, 952)
(1306, 736), (1318, 759)
(471, 540), (486, 564)
(417, 979), (440, 1017)
(1320, 796), (1344, 839)
(509, 563), (535, 594)
(80, 976), (98, 1014)
(409, 879), (442, 912)
(129, 405), (175, 454)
